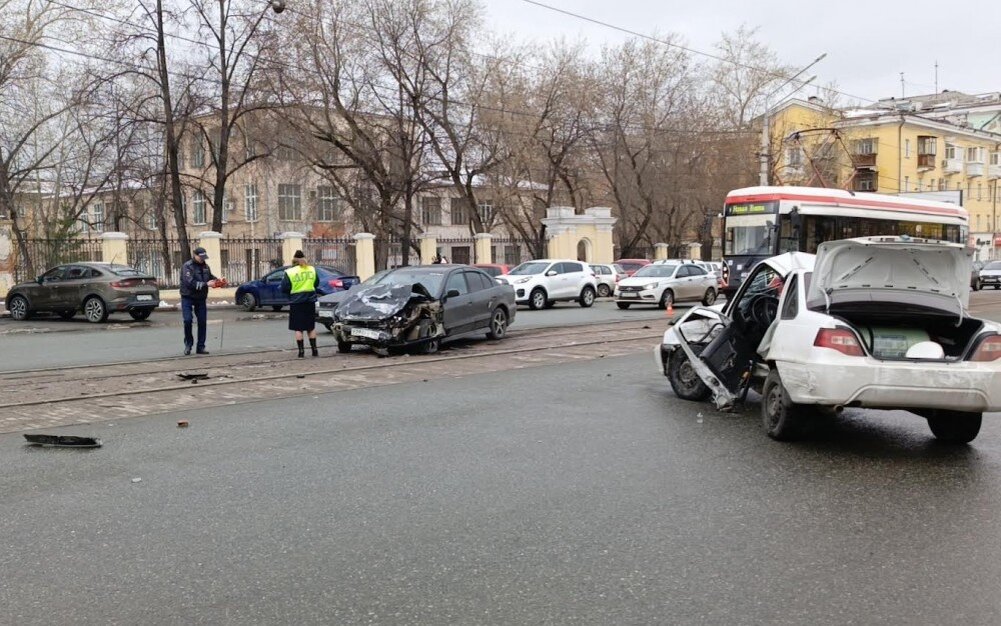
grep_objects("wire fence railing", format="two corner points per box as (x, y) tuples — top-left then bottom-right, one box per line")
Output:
(219, 236), (285, 284)
(13, 238), (103, 283)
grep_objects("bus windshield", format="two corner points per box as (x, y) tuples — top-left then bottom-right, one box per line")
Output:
(725, 214), (776, 256)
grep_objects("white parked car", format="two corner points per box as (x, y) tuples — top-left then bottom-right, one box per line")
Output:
(590, 263), (628, 298)
(980, 260), (1001, 290)
(657, 237), (1001, 444)
(496, 259), (598, 310)
(615, 261), (718, 310)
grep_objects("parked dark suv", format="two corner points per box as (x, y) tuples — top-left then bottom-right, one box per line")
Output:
(5, 262), (159, 323)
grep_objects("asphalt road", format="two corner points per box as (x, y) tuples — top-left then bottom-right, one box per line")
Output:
(0, 300), (675, 371)
(3, 352), (1001, 623)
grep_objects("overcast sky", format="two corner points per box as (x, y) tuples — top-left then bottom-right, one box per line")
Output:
(484, 0), (1001, 105)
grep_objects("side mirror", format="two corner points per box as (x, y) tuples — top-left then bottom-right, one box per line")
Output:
(445, 289), (461, 299)
(545, 270), (558, 276)
(36, 276), (44, 284)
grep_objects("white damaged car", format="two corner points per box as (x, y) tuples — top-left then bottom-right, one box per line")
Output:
(656, 237), (1001, 443)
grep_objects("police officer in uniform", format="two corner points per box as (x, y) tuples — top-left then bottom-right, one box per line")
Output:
(180, 246), (219, 355)
(281, 250), (320, 358)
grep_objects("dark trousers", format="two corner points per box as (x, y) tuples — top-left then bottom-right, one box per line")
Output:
(181, 297), (208, 350)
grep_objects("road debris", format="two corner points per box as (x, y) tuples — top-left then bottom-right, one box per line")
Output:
(131, 477), (142, 483)
(24, 434), (102, 448)
(177, 419), (189, 428)
(177, 372), (210, 381)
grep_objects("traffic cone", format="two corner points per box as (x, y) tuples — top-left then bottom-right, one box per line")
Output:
(666, 301), (674, 317)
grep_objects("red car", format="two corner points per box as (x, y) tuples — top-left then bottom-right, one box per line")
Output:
(614, 258), (651, 277)
(473, 263), (511, 278)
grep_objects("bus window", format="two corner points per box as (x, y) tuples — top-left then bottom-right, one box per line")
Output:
(778, 217), (799, 253)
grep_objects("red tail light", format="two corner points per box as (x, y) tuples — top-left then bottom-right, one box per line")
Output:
(110, 278), (139, 288)
(971, 335), (1001, 362)
(328, 278), (343, 289)
(814, 328), (865, 357)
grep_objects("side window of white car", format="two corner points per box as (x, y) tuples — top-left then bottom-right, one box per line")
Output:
(780, 274), (799, 319)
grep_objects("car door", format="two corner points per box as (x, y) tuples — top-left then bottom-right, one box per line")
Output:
(442, 270), (475, 334)
(34, 266), (68, 310)
(672, 265), (693, 300)
(56, 265), (90, 310)
(687, 265), (711, 299)
(261, 268), (286, 305)
(463, 270), (497, 329)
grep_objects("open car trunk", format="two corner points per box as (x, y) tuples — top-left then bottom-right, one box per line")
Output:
(821, 303), (984, 361)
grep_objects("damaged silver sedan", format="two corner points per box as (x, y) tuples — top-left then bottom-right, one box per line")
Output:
(657, 237), (1001, 444)
(332, 265), (516, 355)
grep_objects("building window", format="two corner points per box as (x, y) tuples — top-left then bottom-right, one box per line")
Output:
(903, 176), (909, 192)
(852, 138), (878, 155)
(192, 141), (205, 168)
(991, 152), (1001, 166)
(477, 201), (494, 225)
(938, 179), (945, 191)
(977, 183), (983, 201)
(146, 211), (157, 230)
(245, 184), (258, 222)
(92, 202), (105, 233)
(853, 170), (878, 192)
(504, 245), (521, 266)
(317, 186), (339, 221)
(278, 184), (302, 221)
(450, 198), (469, 226)
(451, 246), (471, 264)
(785, 147), (803, 167)
(421, 197), (442, 225)
(929, 178), (936, 191)
(967, 147), (985, 163)
(192, 190), (206, 225)
(904, 139), (911, 158)
(945, 144), (958, 160)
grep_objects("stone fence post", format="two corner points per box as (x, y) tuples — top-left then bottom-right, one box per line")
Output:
(654, 243), (669, 261)
(279, 231), (305, 266)
(474, 233), (493, 264)
(419, 233), (437, 265)
(354, 232), (375, 280)
(101, 232), (129, 265)
(198, 231), (222, 268)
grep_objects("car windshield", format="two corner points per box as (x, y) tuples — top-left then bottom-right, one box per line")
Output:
(634, 264), (677, 278)
(379, 268), (446, 294)
(985, 262), (1001, 271)
(107, 266), (142, 277)
(508, 261), (550, 275)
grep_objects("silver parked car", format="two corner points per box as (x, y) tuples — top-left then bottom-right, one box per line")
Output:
(590, 263), (628, 298)
(980, 260), (1001, 290)
(5, 262), (159, 323)
(614, 261), (717, 309)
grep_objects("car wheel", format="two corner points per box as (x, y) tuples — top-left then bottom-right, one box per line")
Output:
(616, 302), (631, 310)
(486, 307), (508, 340)
(578, 286), (596, 308)
(995, 285), (999, 290)
(761, 369), (805, 441)
(658, 289), (674, 310)
(57, 309), (76, 320)
(241, 292), (258, 312)
(336, 337), (353, 353)
(597, 283), (611, 298)
(271, 305), (283, 311)
(528, 288), (547, 310)
(927, 410), (982, 444)
(83, 296), (108, 323)
(8, 295), (30, 321)
(972, 279), (980, 291)
(701, 288), (717, 306)
(129, 309), (152, 321)
(667, 349), (710, 401)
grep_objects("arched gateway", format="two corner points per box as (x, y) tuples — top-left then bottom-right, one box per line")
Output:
(541, 207), (616, 263)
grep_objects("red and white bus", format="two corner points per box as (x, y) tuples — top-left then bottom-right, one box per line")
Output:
(721, 186), (969, 294)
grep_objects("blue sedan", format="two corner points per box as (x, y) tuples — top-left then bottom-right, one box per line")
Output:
(236, 265), (360, 312)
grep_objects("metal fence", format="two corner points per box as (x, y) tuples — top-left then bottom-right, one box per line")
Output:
(303, 237), (356, 274)
(490, 238), (534, 265)
(14, 238), (103, 283)
(219, 236), (284, 284)
(127, 238), (187, 288)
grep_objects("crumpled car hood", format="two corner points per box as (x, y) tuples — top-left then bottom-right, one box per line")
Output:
(808, 237), (971, 312)
(336, 282), (435, 321)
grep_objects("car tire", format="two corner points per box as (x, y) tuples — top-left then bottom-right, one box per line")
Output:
(241, 292), (258, 312)
(597, 283), (611, 298)
(701, 288), (717, 306)
(972, 279), (980, 291)
(658, 289), (674, 310)
(528, 288), (547, 310)
(58, 309), (76, 320)
(129, 309), (152, 321)
(8, 295), (31, 321)
(578, 286), (596, 308)
(995, 285), (999, 290)
(616, 302), (631, 310)
(486, 307), (508, 340)
(421, 338), (440, 355)
(83, 296), (108, 323)
(336, 338), (353, 353)
(761, 369), (805, 441)
(667, 348), (710, 401)
(271, 305), (283, 311)
(927, 410), (982, 444)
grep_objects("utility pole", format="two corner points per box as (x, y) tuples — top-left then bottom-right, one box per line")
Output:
(934, 61), (939, 93)
(900, 72), (905, 98)
(759, 53), (827, 186)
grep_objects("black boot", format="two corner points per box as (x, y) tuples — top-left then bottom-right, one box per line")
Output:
(309, 337), (318, 357)
(297, 339), (304, 358)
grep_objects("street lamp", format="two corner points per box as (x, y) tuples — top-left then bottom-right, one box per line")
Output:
(759, 53), (828, 186)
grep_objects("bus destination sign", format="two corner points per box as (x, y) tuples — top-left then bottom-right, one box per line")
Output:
(726, 202), (777, 216)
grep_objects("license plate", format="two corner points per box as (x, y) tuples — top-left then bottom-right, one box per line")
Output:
(352, 327), (382, 340)
(136, 295), (153, 301)
(318, 310), (334, 318)
(621, 293), (638, 298)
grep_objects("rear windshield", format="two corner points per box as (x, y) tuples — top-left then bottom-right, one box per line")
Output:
(107, 266), (143, 277)
(618, 262), (646, 272)
(508, 261), (550, 275)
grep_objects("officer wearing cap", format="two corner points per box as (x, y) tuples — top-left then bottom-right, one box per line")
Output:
(281, 250), (320, 358)
(180, 246), (219, 355)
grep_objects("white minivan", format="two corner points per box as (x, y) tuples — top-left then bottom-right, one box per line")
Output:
(496, 259), (598, 310)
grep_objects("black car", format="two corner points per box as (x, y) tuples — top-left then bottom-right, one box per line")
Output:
(330, 265), (516, 354)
